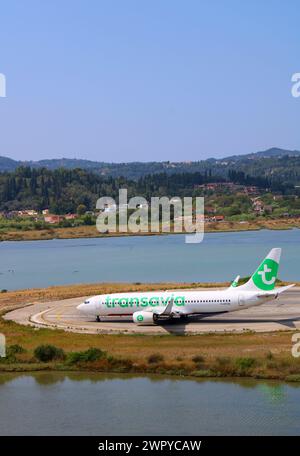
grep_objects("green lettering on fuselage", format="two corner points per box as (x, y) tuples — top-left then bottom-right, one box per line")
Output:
(141, 297), (148, 307)
(129, 297), (139, 307)
(105, 295), (186, 309)
(119, 298), (128, 307)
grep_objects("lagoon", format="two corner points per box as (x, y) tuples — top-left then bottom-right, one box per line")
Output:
(0, 372), (299, 435)
(0, 229), (299, 290)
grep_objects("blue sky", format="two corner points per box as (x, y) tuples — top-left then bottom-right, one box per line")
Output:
(0, 0), (299, 162)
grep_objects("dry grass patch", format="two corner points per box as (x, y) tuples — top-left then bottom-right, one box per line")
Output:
(1, 218), (300, 241)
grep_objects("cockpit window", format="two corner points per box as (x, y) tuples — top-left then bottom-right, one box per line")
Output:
(84, 300), (90, 304)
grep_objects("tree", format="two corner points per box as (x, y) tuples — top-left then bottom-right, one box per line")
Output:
(76, 204), (87, 216)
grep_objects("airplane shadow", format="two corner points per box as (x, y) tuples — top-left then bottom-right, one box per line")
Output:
(156, 315), (300, 334)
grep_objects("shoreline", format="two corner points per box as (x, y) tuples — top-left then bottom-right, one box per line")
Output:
(1, 355), (300, 384)
(0, 218), (300, 242)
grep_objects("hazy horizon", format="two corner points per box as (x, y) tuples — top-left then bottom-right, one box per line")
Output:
(1, 145), (300, 164)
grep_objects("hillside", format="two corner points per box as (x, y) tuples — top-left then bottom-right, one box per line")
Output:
(223, 147), (300, 161)
(0, 147), (300, 183)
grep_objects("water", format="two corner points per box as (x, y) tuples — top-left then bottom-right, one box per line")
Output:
(0, 372), (299, 435)
(0, 229), (299, 290)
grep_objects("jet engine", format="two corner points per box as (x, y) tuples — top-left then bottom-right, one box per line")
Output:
(132, 311), (157, 325)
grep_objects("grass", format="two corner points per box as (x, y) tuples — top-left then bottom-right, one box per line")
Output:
(1, 335), (300, 381)
(0, 282), (300, 381)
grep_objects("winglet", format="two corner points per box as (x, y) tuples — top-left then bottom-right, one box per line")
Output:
(230, 275), (240, 288)
(160, 298), (174, 316)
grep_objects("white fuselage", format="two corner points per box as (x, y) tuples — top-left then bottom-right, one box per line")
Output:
(77, 288), (274, 318)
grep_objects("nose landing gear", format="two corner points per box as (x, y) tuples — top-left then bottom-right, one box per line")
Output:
(96, 316), (101, 322)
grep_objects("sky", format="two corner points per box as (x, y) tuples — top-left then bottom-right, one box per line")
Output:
(0, 0), (299, 162)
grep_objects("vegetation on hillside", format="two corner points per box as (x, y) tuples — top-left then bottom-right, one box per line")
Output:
(0, 165), (293, 214)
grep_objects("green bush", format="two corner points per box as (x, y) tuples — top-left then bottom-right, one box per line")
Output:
(285, 374), (300, 382)
(7, 344), (26, 355)
(147, 353), (164, 364)
(0, 345), (27, 363)
(34, 345), (65, 362)
(192, 369), (213, 378)
(67, 348), (106, 365)
(235, 357), (256, 371)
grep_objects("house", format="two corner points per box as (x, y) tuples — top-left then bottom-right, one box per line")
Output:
(244, 186), (258, 195)
(204, 215), (225, 222)
(65, 213), (77, 220)
(252, 199), (264, 214)
(104, 203), (117, 213)
(42, 209), (49, 215)
(44, 215), (63, 224)
(26, 210), (38, 216)
(214, 215), (225, 222)
(17, 209), (38, 217)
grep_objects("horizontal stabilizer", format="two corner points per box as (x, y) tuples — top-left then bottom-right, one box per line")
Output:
(257, 283), (295, 298)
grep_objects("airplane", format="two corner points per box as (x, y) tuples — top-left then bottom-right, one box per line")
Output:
(77, 248), (294, 325)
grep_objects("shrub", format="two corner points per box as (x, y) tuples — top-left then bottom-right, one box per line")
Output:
(1, 345), (27, 363)
(1, 289), (7, 293)
(147, 353), (164, 364)
(67, 348), (106, 365)
(215, 356), (231, 367)
(285, 374), (300, 382)
(212, 357), (234, 376)
(235, 357), (256, 371)
(34, 345), (65, 362)
(192, 355), (205, 364)
(7, 344), (26, 355)
(265, 351), (274, 360)
(192, 369), (213, 378)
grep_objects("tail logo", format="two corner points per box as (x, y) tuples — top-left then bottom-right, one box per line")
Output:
(258, 264), (276, 285)
(253, 258), (278, 290)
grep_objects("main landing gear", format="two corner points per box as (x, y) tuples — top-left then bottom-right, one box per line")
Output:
(96, 315), (101, 322)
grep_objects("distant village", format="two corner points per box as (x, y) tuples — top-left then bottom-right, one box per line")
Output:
(0, 182), (298, 225)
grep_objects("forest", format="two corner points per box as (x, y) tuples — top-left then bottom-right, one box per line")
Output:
(0, 166), (289, 214)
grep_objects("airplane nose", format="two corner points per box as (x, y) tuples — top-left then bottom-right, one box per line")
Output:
(77, 303), (85, 311)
